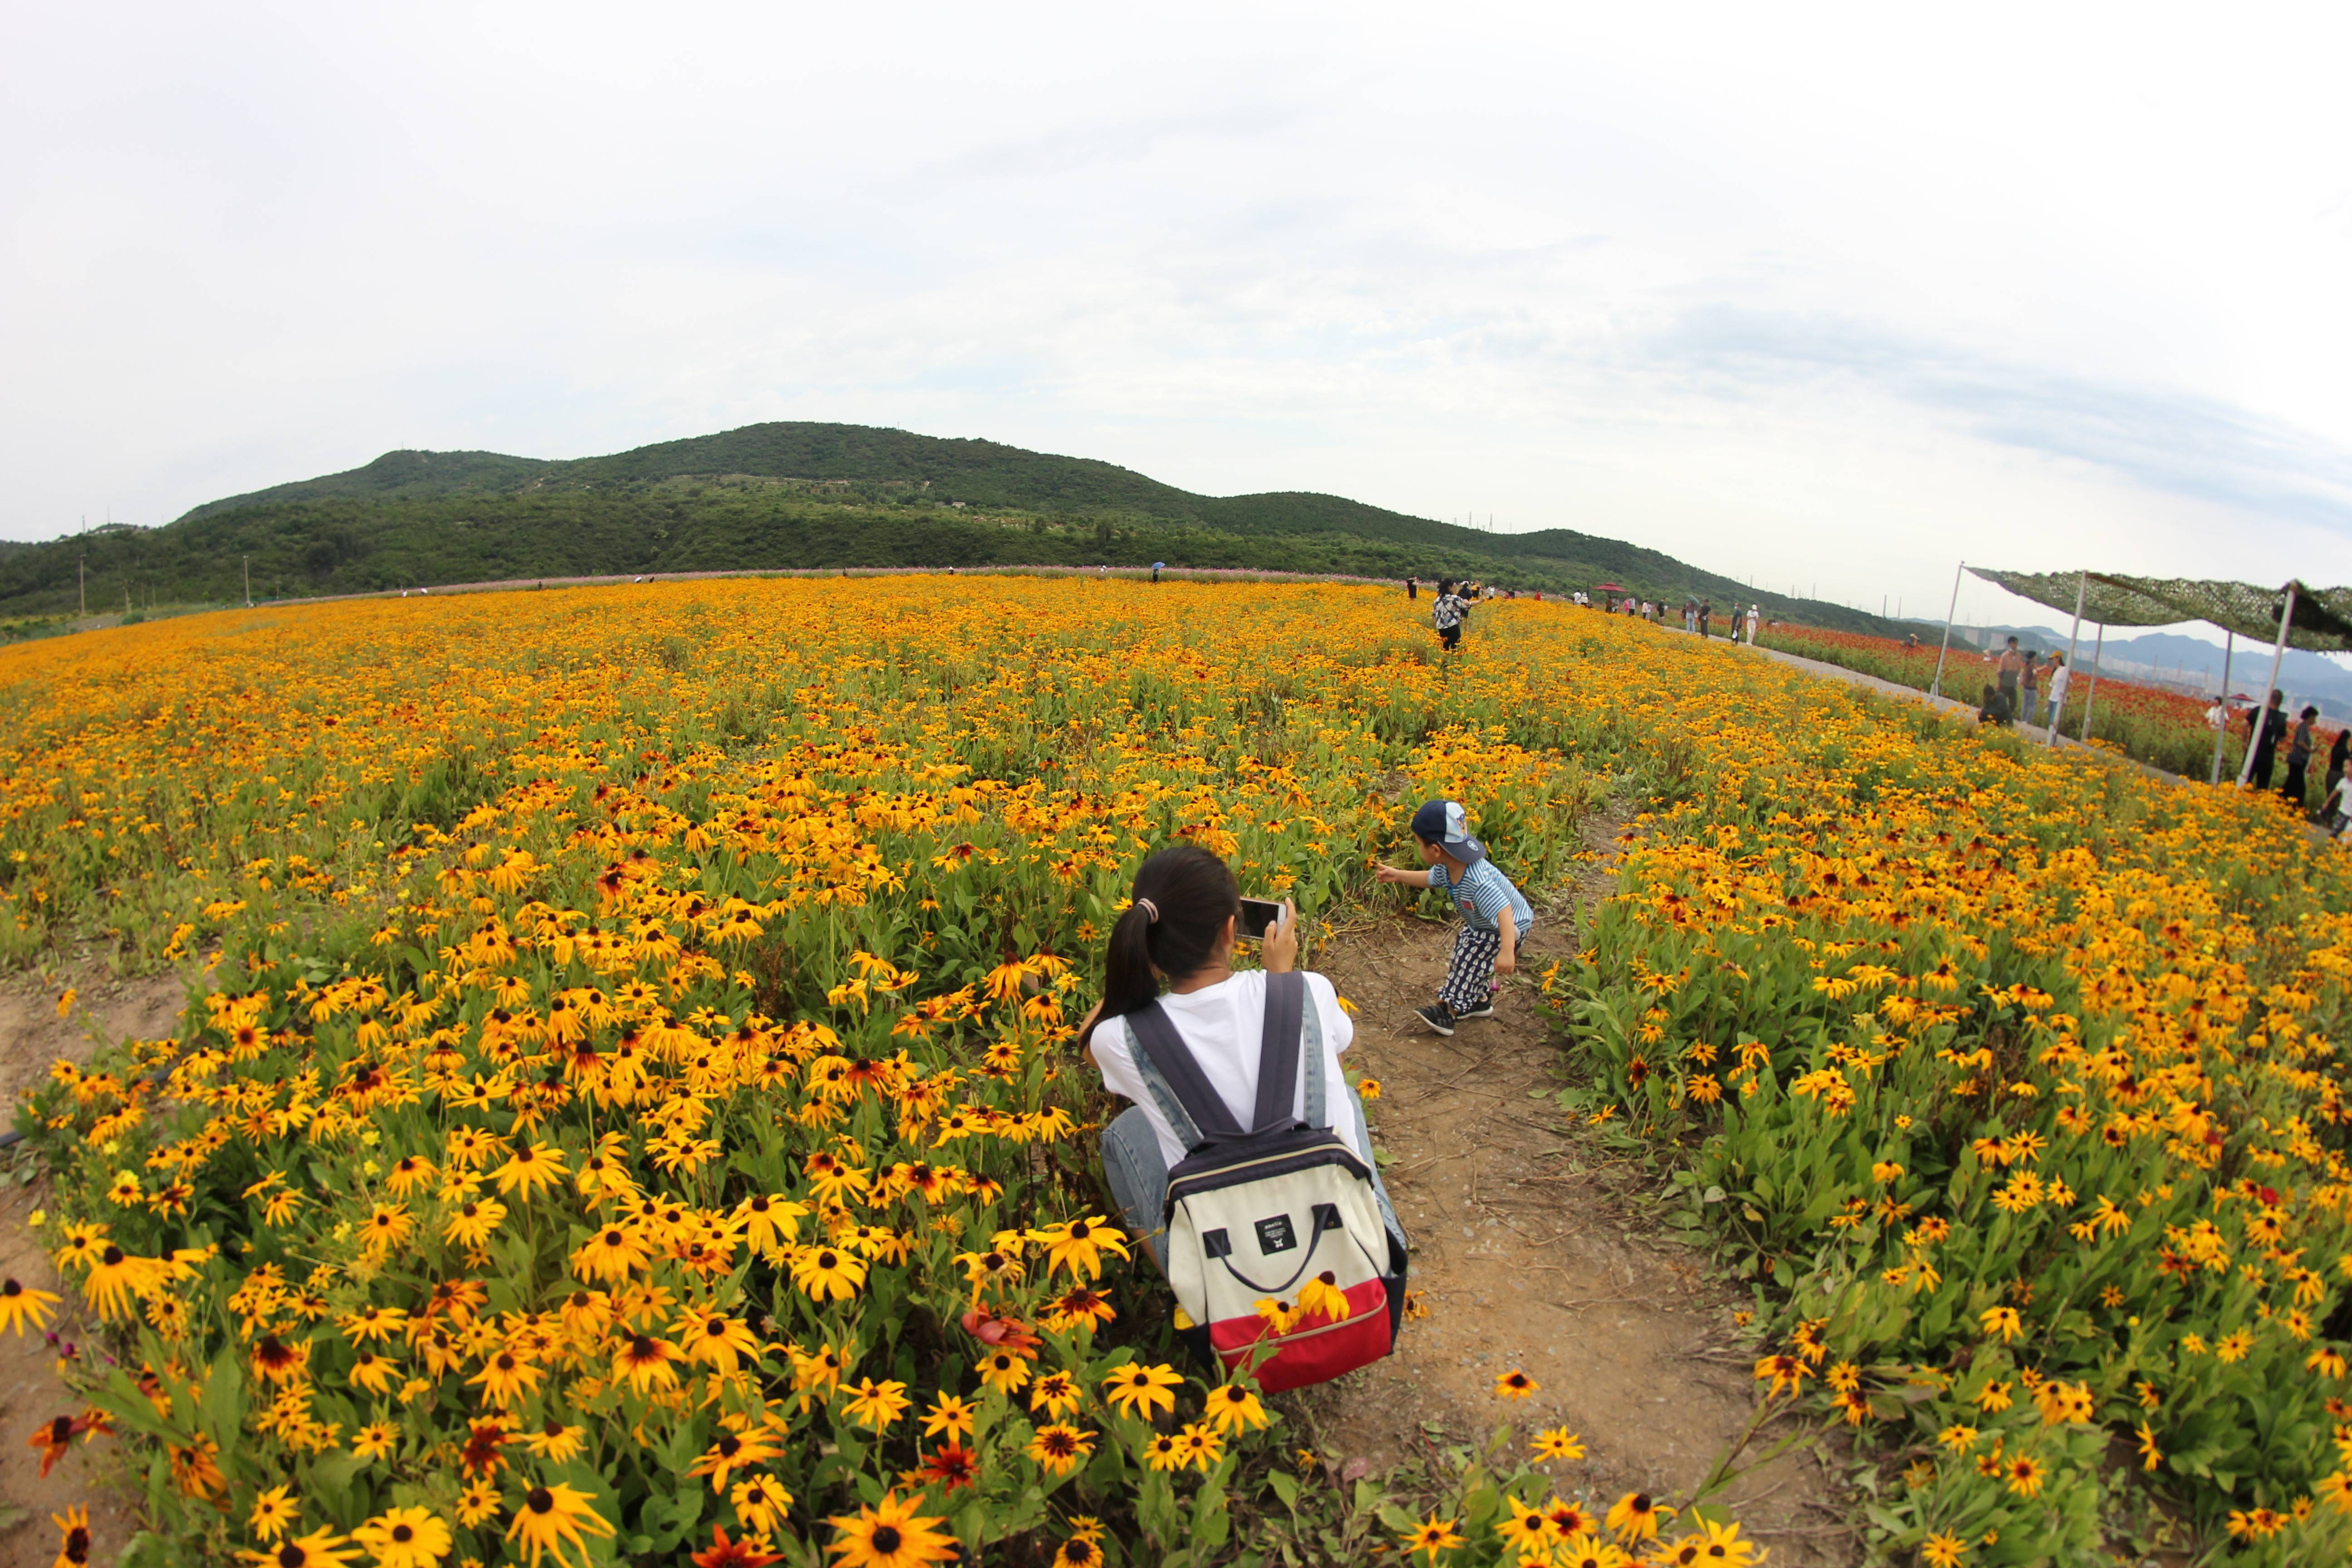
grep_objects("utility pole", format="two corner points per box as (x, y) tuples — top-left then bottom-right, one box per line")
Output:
(243, 555), (252, 608)
(78, 554), (86, 618)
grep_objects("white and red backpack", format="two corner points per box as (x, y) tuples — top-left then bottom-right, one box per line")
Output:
(1126, 971), (1408, 1392)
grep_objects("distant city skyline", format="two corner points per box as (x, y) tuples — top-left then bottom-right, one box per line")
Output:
(5, 4), (2349, 643)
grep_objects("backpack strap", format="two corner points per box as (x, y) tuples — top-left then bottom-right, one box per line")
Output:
(1250, 970), (1307, 1134)
(1125, 1003), (1241, 1149)
(1300, 986), (1328, 1131)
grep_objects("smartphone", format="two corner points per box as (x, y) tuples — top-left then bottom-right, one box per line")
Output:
(1238, 897), (1285, 939)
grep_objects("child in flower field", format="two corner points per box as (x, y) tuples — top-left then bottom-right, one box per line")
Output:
(1376, 799), (1534, 1037)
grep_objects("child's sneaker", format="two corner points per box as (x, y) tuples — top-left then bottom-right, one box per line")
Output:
(1414, 1003), (1456, 1037)
(1453, 1000), (1495, 1020)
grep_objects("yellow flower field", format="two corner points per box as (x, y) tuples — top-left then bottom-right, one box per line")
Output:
(3, 576), (2346, 1567)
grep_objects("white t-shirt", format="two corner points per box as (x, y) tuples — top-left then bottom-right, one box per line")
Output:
(2046, 666), (2070, 707)
(1091, 970), (1359, 1168)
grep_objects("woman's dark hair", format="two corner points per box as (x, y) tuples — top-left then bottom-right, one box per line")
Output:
(1081, 845), (1239, 1048)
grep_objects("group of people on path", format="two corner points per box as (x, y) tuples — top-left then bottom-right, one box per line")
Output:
(2237, 690), (2349, 819)
(1410, 578), (1762, 648)
(1979, 636), (2071, 730)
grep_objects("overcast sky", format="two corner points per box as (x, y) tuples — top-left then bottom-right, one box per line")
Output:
(6, 2), (2350, 630)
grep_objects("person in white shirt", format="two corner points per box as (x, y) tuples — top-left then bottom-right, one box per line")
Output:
(2042, 653), (2071, 736)
(1744, 604), (1761, 643)
(1081, 844), (1401, 1268)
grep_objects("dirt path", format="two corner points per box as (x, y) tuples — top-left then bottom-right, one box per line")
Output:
(0, 966), (188, 1568)
(1293, 812), (1855, 1563)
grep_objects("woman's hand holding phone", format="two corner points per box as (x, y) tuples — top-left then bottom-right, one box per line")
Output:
(1261, 898), (1298, 973)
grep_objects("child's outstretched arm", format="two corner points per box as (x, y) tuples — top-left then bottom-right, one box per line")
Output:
(1496, 906), (1517, 975)
(1374, 863), (1437, 886)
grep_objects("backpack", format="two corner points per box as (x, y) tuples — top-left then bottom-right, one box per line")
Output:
(1125, 971), (1408, 1392)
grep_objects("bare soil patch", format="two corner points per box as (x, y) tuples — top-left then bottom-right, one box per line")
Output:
(1291, 813), (1857, 1563)
(0, 964), (190, 1567)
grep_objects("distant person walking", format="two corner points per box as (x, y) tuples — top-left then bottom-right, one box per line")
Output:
(2019, 650), (2039, 725)
(1407, 576), (1418, 600)
(1744, 604), (1760, 644)
(1697, 601), (1711, 639)
(2282, 706), (2320, 807)
(1431, 580), (1467, 652)
(2041, 652), (2069, 735)
(2246, 690), (2288, 789)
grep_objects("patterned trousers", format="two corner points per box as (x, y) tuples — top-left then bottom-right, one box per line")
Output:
(1438, 925), (1506, 1015)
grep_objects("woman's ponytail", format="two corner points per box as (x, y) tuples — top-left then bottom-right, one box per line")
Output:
(1078, 844), (1240, 1049)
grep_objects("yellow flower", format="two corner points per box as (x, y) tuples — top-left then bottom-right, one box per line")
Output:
(823, 1491), (957, 1567)
(351, 1507), (451, 1568)
(247, 1484), (299, 1544)
(1398, 1512), (1462, 1561)
(1100, 1362), (1182, 1420)
(1494, 1368), (1539, 1399)
(1025, 1423), (1096, 1477)
(1530, 1427), (1585, 1461)
(503, 1482), (615, 1568)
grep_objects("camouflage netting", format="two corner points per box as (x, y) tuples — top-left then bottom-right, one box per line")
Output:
(1970, 569), (2352, 653)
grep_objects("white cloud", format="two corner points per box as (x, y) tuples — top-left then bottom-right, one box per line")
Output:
(4, 0), (2350, 624)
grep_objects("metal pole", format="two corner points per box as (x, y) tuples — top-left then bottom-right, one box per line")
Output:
(2052, 571), (2086, 744)
(78, 555), (86, 618)
(1930, 560), (1964, 699)
(244, 555), (252, 608)
(2237, 583), (2298, 788)
(2209, 630), (2235, 785)
(2078, 625), (2105, 742)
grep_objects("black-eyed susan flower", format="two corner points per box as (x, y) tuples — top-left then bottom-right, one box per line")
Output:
(1100, 1361), (1181, 1420)
(467, 1348), (544, 1408)
(1493, 1499), (1554, 1560)
(608, 1332), (682, 1396)
(1604, 1491), (1671, 1544)
(1025, 1422), (1095, 1477)
(49, 1506), (90, 1568)
(841, 1377), (911, 1433)
(823, 1490), (957, 1567)
(686, 1424), (779, 1492)
(0, 1278), (59, 1337)
(729, 1473), (793, 1536)
(677, 1309), (761, 1375)
(921, 1393), (974, 1441)
(570, 1225), (649, 1284)
(1530, 1427), (1585, 1461)
(1494, 1368), (1538, 1399)
(689, 1525), (785, 1568)
(1024, 1216), (1129, 1282)
(1397, 1512), (1462, 1562)
(504, 1481), (614, 1568)
(349, 1423), (398, 1463)
(350, 1507), (450, 1568)
(1177, 1420), (1225, 1472)
(788, 1245), (867, 1303)
(1202, 1381), (1268, 1435)
(235, 1526), (357, 1568)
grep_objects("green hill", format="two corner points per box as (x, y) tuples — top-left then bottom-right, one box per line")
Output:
(2, 422), (1898, 632)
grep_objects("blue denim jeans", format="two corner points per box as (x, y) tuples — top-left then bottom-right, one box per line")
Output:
(1099, 1088), (1406, 1268)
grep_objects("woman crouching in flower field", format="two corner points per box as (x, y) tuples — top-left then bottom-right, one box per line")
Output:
(1080, 845), (1408, 1389)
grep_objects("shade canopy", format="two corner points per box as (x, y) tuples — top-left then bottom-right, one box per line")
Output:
(1967, 569), (2352, 654)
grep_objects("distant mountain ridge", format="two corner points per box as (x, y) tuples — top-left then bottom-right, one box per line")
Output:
(2, 421), (1902, 629)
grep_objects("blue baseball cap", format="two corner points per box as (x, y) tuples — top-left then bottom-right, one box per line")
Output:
(1409, 799), (1485, 864)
